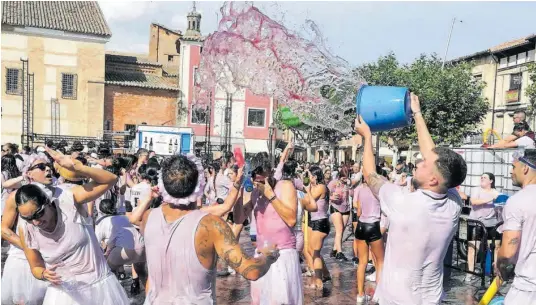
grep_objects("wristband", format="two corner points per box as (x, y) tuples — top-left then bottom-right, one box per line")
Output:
(268, 195), (277, 202)
(233, 182), (241, 190)
(40, 269), (46, 281)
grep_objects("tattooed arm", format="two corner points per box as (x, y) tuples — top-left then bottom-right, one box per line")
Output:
(496, 230), (521, 281)
(208, 215), (278, 281)
(353, 117), (385, 199)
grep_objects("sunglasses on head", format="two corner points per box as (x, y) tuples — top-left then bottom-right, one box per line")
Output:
(29, 163), (50, 171)
(19, 204), (47, 221)
(513, 151), (536, 170)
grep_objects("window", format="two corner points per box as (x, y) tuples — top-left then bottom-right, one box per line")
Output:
(124, 124), (136, 144)
(61, 73), (77, 99)
(6, 68), (22, 95)
(194, 67), (200, 85)
(191, 106), (208, 124)
(168, 55), (173, 62)
(509, 73), (522, 90)
(247, 109), (266, 127)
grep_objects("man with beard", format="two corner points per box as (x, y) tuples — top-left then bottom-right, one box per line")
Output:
(353, 93), (467, 305)
(496, 149), (536, 304)
(2, 156), (54, 305)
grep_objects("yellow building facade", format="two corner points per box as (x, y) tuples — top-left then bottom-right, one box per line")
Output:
(1, 1), (111, 146)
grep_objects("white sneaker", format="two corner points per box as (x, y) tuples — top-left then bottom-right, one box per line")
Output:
(228, 266), (236, 275)
(366, 271), (376, 282)
(356, 295), (370, 304)
(463, 274), (475, 282)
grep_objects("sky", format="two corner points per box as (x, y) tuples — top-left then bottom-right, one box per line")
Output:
(99, 1), (536, 67)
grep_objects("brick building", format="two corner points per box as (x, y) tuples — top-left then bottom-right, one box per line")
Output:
(105, 4), (284, 157)
(103, 53), (180, 147)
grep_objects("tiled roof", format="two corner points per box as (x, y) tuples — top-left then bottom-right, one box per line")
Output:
(490, 35), (534, 53)
(162, 65), (179, 77)
(106, 54), (161, 67)
(1, 1), (111, 37)
(151, 23), (182, 36)
(450, 34), (535, 63)
(105, 72), (179, 91)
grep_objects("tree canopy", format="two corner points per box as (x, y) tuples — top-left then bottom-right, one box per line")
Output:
(355, 52), (489, 148)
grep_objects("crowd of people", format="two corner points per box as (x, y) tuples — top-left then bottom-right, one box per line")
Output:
(1, 95), (535, 305)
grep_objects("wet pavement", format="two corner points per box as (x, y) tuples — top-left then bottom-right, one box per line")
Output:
(2, 223), (510, 305)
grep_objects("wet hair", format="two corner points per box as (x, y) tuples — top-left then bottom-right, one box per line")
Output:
(282, 160), (298, 180)
(250, 152), (272, 177)
(524, 149), (536, 169)
(432, 147), (467, 190)
(309, 165), (325, 185)
(161, 155), (198, 199)
(3, 143), (18, 155)
(482, 172), (496, 189)
(2, 154), (21, 179)
(112, 155), (138, 173)
(15, 184), (49, 208)
(376, 165), (389, 178)
(138, 163), (160, 186)
(147, 157), (160, 168)
(99, 198), (117, 215)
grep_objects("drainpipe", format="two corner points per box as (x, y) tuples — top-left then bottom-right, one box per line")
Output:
(490, 54), (499, 143)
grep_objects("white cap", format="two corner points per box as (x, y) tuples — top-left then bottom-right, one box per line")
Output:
(36, 146), (46, 153)
(90, 153), (98, 159)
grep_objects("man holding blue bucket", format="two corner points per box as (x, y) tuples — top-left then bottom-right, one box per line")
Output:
(353, 93), (467, 304)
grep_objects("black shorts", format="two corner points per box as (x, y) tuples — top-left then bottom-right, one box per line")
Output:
(308, 216), (330, 235)
(351, 209), (358, 223)
(355, 221), (382, 243)
(330, 205), (350, 216)
(467, 225), (502, 241)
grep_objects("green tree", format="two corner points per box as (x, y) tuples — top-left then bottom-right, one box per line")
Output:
(356, 53), (489, 147)
(526, 62), (536, 116)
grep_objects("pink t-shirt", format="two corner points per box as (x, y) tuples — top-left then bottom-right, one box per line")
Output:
(502, 184), (536, 292)
(353, 184), (381, 223)
(377, 183), (461, 305)
(328, 180), (350, 213)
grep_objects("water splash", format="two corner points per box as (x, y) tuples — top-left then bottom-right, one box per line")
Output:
(195, 2), (364, 132)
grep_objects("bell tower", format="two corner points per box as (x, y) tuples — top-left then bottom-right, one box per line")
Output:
(185, 1), (201, 37)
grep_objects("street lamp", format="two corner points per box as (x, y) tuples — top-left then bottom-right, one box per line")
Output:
(268, 123), (276, 167)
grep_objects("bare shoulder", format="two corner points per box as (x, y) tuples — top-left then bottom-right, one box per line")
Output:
(200, 213), (237, 245)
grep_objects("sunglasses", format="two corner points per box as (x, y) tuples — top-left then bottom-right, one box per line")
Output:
(29, 163), (51, 171)
(19, 204), (47, 221)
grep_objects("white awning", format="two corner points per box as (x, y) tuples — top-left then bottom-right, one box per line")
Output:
(379, 147), (394, 157)
(244, 139), (269, 154)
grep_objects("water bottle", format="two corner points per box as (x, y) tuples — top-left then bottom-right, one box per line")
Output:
(243, 161), (253, 192)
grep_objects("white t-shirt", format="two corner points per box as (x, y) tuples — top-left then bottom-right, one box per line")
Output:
(515, 136), (535, 149)
(95, 215), (143, 250)
(502, 184), (536, 292)
(130, 181), (152, 208)
(378, 183), (461, 305)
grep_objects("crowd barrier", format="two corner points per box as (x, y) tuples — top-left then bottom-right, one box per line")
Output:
(444, 216), (504, 287)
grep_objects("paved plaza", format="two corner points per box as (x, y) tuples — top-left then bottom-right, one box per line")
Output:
(2, 223), (510, 305)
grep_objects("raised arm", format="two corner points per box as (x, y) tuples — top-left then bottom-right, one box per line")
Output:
(300, 186), (318, 212)
(201, 167), (244, 217)
(353, 117), (385, 198)
(206, 215), (277, 281)
(257, 180), (298, 227)
(45, 147), (117, 204)
(411, 93), (436, 159)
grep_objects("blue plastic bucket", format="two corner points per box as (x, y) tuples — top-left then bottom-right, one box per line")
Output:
(356, 85), (412, 132)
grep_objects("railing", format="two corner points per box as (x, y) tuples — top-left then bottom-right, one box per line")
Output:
(444, 216), (504, 287)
